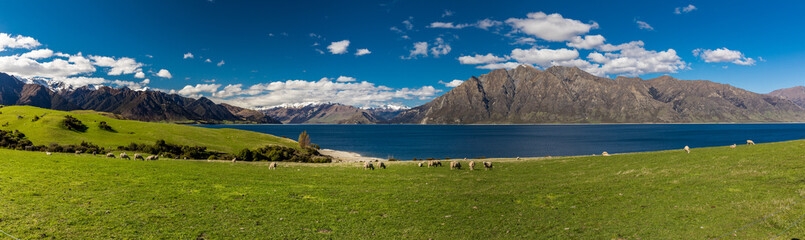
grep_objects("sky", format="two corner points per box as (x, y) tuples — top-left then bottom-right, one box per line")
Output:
(0, 0), (804, 109)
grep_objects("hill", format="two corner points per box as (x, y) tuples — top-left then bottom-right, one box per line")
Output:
(768, 86), (805, 108)
(0, 72), (280, 124)
(0, 105), (296, 153)
(391, 65), (805, 124)
(2, 139), (805, 238)
(261, 103), (382, 124)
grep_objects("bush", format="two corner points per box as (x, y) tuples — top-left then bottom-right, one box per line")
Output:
(234, 145), (332, 163)
(0, 129), (105, 154)
(118, 139), (226, 160)
(31, 115), (40, 122)
(298, 131), (311, 149)
(98, 121), (115, 132)
(62, 115), (88, 132)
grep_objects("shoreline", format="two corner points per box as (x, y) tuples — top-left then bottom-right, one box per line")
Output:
(319, 149), (385, 162)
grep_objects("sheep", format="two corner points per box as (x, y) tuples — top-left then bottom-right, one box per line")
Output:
(232, 158), (237, 163)
(92, 151), (97, 156)
(450, 161), (461, 170)
(75, 150), (81, 156)
(469, 161), (475, 170)
(483, 161), (493, 170)
(378, 162), (386, 169)
(120, 153), (130, 160)
(45, 151), (52, 155)
(747, 140), (755, 145)
(683, 146), (690, 154)
(364, 161), (374, 170)
(418, 162), (424, 167)
(435, 160), (442, 167)
(134, 154), (144, 160)
(602, 151), (610, 156)
(269, 162), (277, 169)
(106, 153), (115, 158)
(516, 157), (521, 161)
(145, 155), (158, 160)
(730, 144), (737, 149)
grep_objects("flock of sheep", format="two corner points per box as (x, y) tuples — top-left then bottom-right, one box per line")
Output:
(363, 158), (494, 171)
(602, 139), (757, 156)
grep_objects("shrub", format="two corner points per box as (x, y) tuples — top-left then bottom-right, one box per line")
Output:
(298, 131), (311, 149)
(98, 121), (115, 132)
(62, 115), (88, 132)
(31, 115), (40, 122)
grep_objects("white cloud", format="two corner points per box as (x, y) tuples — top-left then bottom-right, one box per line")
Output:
(89, 55), (143, 75)
(510, 48), (579, 66)
(693, 48), (756, 65)
(355, 48), (371, 56)
(327, 40), (350, 54)
(183, 52), (194, 59)
(513, 37), (537, 45)
(205, 59), (212, 63)
(402, 18), (414, 30)
(0, 33), (41, 52)
(181, 78), (441, 109)
(430, 37), (451, 57)
(134, 71), (145, 78)
(566, 35), (606, 50)
(428, 19), (502, 30)
(674, 4), (697, 14)
(441, 9), (454, 18)
(156, 69), (172, 78)
(335, 76), (357, 82)
(580, 46), (687, 76)
(406, 42), (429, 59)
(20, 49), (54, 59)
(439, 79), (464, 87)
(636, 20), (654, 30)
(477, 62), (525, 70)
(217, 60), (225, 67)
(458, 53), (508, 64)
(505, 12), (598, 42)
(0, 53), (95, 79)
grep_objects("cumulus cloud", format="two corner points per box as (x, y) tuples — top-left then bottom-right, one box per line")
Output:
(183, 52), (194, 59)
(134, 71), (145, 78)
(674, 4), (697, 14)
(458, 53), (508, 64)
(566, 35), (606, 50)
(477, 62), (524, 70)
(438, 79), (464, 87)
(0, 33), (41, 52)
(406, 42), (429, 59)
(693, 48), (756, 65)
(636, 20), (654, 30)
(176, 78), (441, 109)
(156, 69), (172, 78)
(355, 48), (371, 56)
(0, 53), (95, 78)
(217, 60), (225, 67)
(428, 18), (502, 30)
(20, 49), (54, 59)
(505, 12), (598, 42)
(335, 76), (357, 82)
(89, 55), (143, 75)
(430, 38), (451, 57)
(327, 40), (350, 54)
(510, 48), (579, 66)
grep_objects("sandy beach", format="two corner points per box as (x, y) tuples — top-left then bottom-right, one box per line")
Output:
(319, 149), (384, 162)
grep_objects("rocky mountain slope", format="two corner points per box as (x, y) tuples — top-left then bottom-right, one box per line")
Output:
(391, 65), (805, 124)
(768, 86), (805, 108)
(261, 103), (382, 124)
(0, 72), (279, 124)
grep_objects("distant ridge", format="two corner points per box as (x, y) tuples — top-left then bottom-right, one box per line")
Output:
(0, 72), (280, 124)
(390, 65), (805, 124)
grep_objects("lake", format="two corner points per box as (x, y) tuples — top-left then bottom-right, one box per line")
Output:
(196, 124), (805, 160)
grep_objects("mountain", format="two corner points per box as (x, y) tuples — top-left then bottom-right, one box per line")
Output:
(768, 86), (805, 108)
(261, 103), (383, 124)
(391, 65), (805, 124)
(0, 72), (279, 124)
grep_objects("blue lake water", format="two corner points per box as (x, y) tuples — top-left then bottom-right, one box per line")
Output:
(197, 124), (805, 160)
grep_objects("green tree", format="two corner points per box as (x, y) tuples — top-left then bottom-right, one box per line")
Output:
(298, 131), (311, 149)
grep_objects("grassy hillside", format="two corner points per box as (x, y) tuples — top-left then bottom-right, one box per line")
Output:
(3, 140), (805, 238)
(0, 105), (298, 153)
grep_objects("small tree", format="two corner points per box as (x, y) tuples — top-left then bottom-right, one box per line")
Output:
(298, 131), (311, 149)
(98, 121), (114, 132)
(62, 115), (88, 132)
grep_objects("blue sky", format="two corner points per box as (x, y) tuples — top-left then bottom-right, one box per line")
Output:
(0, 0), (803, 108)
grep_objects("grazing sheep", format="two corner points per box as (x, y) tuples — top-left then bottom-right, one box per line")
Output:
(516, 157), (520, 161)
(145, 155), (158, 160)
(75, 150), (81, 155)
(364, 161), (374, 170)
(435, 160), (442, 167)
(269, 162), (277, 169)
(92, 151), (97, 156)
(747, 140), (755, 145)
(106, 153), (115, 158)
(120, 153), (130, 160)
(232, 158), (237, 163)
(134, 154), (144, 160)
(450, 161), (461, 170)
(683, 146), (690, 154)
(46, 151), (52, 155)
(378, 162), (386, 169)
(469, 161), (475, 170)
(730, 144), (737, 149)
(602, 151), (610, 156)
(483, 161), (493, 170)
(418, 162), (424, 167)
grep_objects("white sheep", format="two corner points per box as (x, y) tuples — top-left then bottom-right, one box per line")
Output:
(730, 144), (737, 149)
(684, 146), (690, 154)
(106, 153), (115, 158)
(120, 153), (130, 159)
(602, 151), (610, 156)
(418, 162), (424, 167)
(269, 162), (277, 169)
(364, 161), (374, 170)
(46, 151), (52, 155)
(134, 153), (144, 160)
(747, 140), (755, 145)
(469, 161), (475, 170)
(483, 161), (493, 170)
(450, 161), (462, 170)
(145, 155), (159, 160)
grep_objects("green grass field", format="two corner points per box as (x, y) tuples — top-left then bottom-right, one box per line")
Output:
(0, 105), (298, 153)
(3, 140), (805, 239)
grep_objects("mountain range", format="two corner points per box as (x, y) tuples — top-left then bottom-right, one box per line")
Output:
(259, 103), (406, 124)
(0, 72), (280, 124)
(390, 65), (805, 124)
